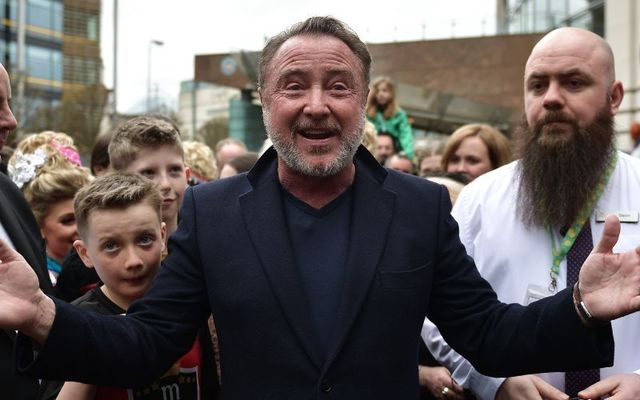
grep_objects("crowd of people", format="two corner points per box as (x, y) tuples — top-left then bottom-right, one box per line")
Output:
(0, 15), (639, 400)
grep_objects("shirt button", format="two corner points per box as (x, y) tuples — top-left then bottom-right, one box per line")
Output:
(320, 380), (332, 393)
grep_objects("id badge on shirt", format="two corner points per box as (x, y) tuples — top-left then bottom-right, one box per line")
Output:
(524, 284), (554, 305)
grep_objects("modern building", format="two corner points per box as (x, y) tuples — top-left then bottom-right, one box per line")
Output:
(177, 80), (239, 140)
(0, 0), (103, 150)
(62, 0), (101, 89)
(193, 52), (266, 150)
(605, 1), (639, 151)
(193, 1), (640, 151)
(194, 34), (543, 145)
(0, 0), (64, 123)
(496, 0), (637, 150)
(496, 0), (604, 36)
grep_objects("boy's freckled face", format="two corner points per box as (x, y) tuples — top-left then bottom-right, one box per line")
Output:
(75, 203), (166, 310)
(125, 145), (188, 226)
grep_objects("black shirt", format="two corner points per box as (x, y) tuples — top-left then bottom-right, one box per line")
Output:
(283, 187), (353, 355)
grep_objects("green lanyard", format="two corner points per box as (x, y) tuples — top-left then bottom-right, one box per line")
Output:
(547, 150), (617, 292)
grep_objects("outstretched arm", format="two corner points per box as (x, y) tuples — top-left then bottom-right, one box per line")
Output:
(0, 239), (55, 343)
(578, 214), (640, 322)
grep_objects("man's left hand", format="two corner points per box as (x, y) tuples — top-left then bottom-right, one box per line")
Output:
(578, 373), (640, 399)
(579, 214), (640, 321)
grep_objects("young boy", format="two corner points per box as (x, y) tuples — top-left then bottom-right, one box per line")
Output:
(108, 116), (189, 235)
(57, 116), (188, 301)
(106, 117), (221, 396)
(39, 173), (215, 400)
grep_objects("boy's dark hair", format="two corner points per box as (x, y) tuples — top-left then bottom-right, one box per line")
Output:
(108, 116), (183, 170)
(227, 152), (259, 174)
(90, 131), (113, 175)
(74, 172), (162, 239)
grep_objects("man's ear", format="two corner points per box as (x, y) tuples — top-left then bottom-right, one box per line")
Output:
(609, 80), (624, 116)
(73, 239), (94, 269)
(160, 222), (167, 252)
(185, 166), (192, 184)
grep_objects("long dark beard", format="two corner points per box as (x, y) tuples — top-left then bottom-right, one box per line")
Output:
(515, 107), (615, 229)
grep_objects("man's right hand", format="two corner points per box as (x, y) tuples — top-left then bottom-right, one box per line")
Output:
(0, 239), (54, 343)
(496, 375), (568, 400)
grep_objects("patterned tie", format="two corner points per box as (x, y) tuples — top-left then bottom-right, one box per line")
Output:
(563, 222), (601, 397)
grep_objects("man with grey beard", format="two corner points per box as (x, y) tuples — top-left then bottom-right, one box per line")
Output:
(422, 27), (640, 400)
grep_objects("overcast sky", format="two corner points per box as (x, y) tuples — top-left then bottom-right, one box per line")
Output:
(101, 0), (497, 113)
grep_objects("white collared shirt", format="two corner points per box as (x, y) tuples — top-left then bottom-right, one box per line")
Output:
(0, 221), (14, 250)
(422, 151), (640, 399)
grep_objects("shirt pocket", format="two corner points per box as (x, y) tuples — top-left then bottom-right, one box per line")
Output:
(379, 262), (432, 290)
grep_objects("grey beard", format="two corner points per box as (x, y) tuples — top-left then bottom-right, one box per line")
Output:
(265, 112), (364, 177)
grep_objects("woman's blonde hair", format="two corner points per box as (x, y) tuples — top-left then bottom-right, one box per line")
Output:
(8, 131), (91, 224)
(183, 140), (217, 181)
(441, 124), (512, 171)
(361, 120), (378, 156)
(10, 131), (79, 171)
(366, 76), (399, 120)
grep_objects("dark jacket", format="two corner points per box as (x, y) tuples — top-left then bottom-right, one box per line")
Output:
(0, 172), (51, 400)
(18, 147), (613, 399)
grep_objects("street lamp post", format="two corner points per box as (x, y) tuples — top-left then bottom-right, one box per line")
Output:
(147, 39), (164, 112)
(112, 0), (118, 128)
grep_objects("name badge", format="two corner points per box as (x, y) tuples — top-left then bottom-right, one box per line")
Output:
(524, 284), (554, 305)
(595, 210), (639, 223)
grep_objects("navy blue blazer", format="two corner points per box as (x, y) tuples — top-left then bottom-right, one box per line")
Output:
(0, 172), (50, 400)
(19, 147), (613, 399)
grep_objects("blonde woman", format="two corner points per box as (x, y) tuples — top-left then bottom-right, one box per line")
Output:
(8, 131), (92, 285)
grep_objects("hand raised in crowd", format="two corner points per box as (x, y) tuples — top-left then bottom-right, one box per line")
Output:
(578, 373), (640, 400)
(496, 375), (568, 400)
(418, 365), (465, 400)
(579, 214), (640, 321)
(0, 239), (55, 343)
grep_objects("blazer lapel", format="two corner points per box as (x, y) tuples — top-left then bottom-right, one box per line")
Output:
(323, 154), (395, 371)
(239, 157), (324, 370)
(0, 188), (51, 293)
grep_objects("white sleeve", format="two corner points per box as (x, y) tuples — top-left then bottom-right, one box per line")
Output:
(427, 184), (505, 399)
(422, 318), (505, 400)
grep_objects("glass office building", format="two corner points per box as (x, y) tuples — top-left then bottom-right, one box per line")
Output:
(0, 0), (101, 132)
(497, 0), (604, 37)
(1, 0), (63, 114)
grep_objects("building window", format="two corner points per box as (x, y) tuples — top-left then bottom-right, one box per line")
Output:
(505, 0), (603, 35)
(65, 8), (100, 40)
(87, 15), (97, 40)
(26, 44), (62, 82)
(28, 0), (63, 34)
(64, 55), (99, 85)
(569, 0), (589, 15)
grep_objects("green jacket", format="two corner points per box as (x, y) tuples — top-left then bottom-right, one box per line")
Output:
(368, 109), (414, 160)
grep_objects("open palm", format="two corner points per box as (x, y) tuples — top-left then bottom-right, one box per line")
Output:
(579, 215), (640, 321)
(0, 239), (46, 332)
